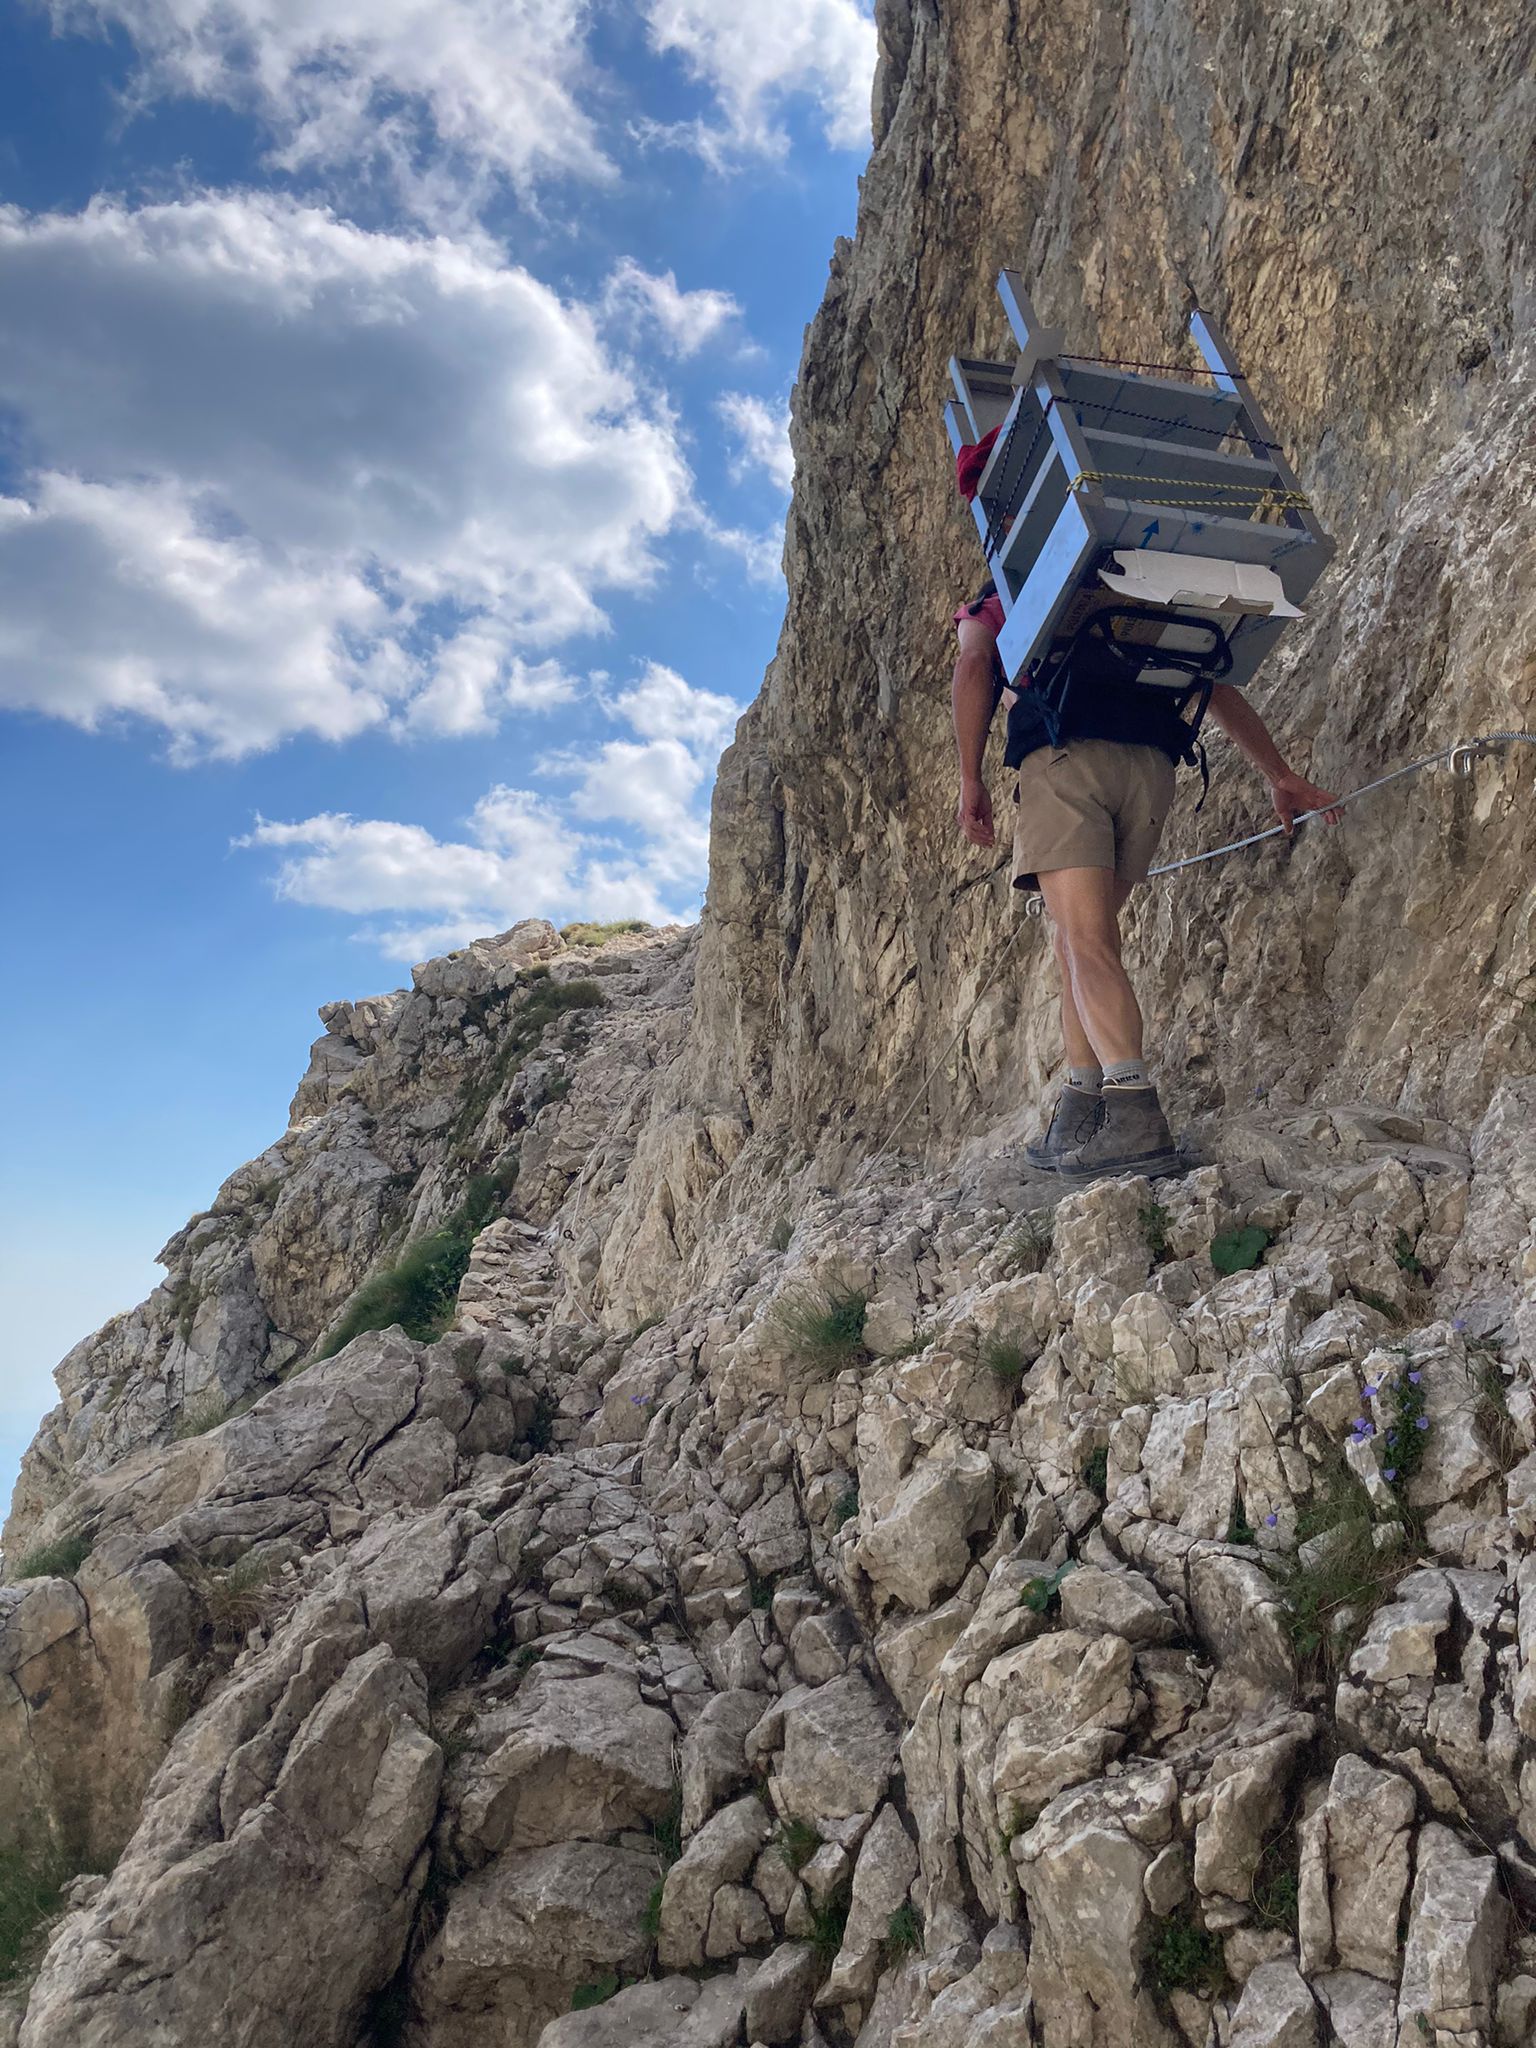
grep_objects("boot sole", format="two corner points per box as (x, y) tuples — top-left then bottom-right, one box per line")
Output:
(1023, 1147), (1061, 1172)
(1055, 1147), (1186, 1182)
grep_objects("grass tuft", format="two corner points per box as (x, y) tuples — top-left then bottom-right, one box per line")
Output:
(191, 1551), (284, 1646)
(570, 1971), (621, 2011)
(807, 1885), (850, 1963)
(776, 1817), (821, 1873)
(1082, 1445), (1109, 1500)
(0, 1845), (70, 1987)
(641, 1879), (664, 1941)
(831, 1486), (860, 1529)
(1226, 1496), (1257, 1546)
(14, 1530), (93, 1583)
(650, 1783), (684, 1873)
(1348, 1284), (1406, 1326)
(884, 1901), (922, 1959)
(1149, 1907), (1225, 1997)
(979, 1328), (1030, 1387)
(559, 919), (649, 948)
(771, 1287), (868, 1373)
(1139, 1198), (1172, 1261)
(1280, 1456), (1410, 1674)
(999, 1211), (1053, 1276)
(172, 1390), (230, 1440)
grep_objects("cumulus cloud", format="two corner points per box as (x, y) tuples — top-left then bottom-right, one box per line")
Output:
(601, 257), (741, 359)
(40, 0), (612, 213)
(0, 194), (691, 757)
(643, 0), (877, 158)
(239, 662), (740, 957)
(716, 391), (795, 491)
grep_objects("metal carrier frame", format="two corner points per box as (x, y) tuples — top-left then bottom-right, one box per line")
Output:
(945, 274), (1335, 695)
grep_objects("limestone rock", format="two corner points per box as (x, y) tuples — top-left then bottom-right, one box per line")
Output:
(452, 1665), (678, 1863)
(1229, 1961), (1319, 2048)
(659, 1794), (771, 1970)
(1396, 1827), (1507, 2047)
(851, 1445), (994, 1613)
(18, 1596), (440, 2048)
(769, 1673), (897, 1831)
(1297, 1757), (1416, 1981)
(412, 1841), (657, 2048)
(534, 1964), (752, 2048)
(745, 1942), (820, 2044)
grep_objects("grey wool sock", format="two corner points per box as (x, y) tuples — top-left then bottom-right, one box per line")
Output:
(1068, 1064), (1103, 1093)
(1103, 1058), (1150, 1089)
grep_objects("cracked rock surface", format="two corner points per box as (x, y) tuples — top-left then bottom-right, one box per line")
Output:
(5, 2), (1536, 2044)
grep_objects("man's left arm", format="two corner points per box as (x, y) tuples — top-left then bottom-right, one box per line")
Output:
(1205, 682), (1343, 835)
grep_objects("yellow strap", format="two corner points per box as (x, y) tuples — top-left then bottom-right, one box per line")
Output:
(1066, 470), (1311, 521)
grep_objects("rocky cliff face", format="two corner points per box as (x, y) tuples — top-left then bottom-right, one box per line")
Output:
(5, 4), (1536, 2046)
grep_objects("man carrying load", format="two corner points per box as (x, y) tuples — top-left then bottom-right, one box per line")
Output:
(950, 537), (1341, 1181)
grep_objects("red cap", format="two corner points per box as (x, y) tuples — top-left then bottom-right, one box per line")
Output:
(955, 425), (1000, 501)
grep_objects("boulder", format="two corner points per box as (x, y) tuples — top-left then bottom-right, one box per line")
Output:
(744, 1943), (820, 2044)
(17, 1595), (439, 2048)
(851, 1447), (994, 1613)
(770, 1673), (897, 1831)
(534, 1964), (752, 2048)
(659, 1794), (771, 1969)
(452, 1666), (678, 1862)
(411, 1841), (657, 2048)
(1229, 1960), (1319, 2048)
(1396, 1826), (1507, 2045)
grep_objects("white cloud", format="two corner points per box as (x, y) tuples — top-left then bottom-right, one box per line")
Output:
(239, 662), (740, 956)
(701, 518), (786, 585)
(612, 660), (739, 746)
(0, 194), (690, 757)
(42, 0), (612, 214)
(716, 391), (795, 491)
(644, 0), (876, 158)
(601, 257), (741, 359)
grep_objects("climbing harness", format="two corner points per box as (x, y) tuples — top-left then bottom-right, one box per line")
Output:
(856, 732), (1536, 1185)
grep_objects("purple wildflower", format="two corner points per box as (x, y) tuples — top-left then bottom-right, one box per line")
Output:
(1264, 1512), (1279, 1527)
(1453, 1316), (1469, 1332)
(1415, 1416), (1429, 1431)
(1383, 1467), (1397, 1481)
(1407, 1371), (1422, 1385)
(1362, 1383), (1379, 1399)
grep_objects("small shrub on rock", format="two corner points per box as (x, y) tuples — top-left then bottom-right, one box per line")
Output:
(14, 1530), (93, 1583)
(771, 1287), (868, 1372)
(1150, 1908), (1225, 1997)
(884, 1901), (922, 1959)
(979, 1329), (1029, 1387)
(172, 1390), (230, 1441)
(1210, 1226), (1270, 1276)
(0, 1845), (69, 1987)
(999, 1211), (1053, 1276)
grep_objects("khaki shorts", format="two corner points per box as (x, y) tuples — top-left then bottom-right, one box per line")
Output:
(1011, 738), (1177, 891)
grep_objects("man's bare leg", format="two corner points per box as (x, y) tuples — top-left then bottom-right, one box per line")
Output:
(1040, 869), (1141, 1068)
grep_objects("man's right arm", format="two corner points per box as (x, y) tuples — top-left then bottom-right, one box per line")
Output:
(953, 617), (1000, 847)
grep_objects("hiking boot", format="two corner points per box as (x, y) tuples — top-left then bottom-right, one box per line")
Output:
(1025, 1084), (1102, 1171)
(1054, 1083), (1183, 1181)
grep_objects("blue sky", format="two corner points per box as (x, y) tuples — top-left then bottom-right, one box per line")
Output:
(0, 0), (876, 1514)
